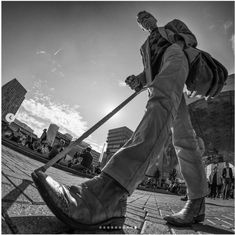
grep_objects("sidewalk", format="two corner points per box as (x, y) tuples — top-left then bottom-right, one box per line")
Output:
(2, 145), (234, 234)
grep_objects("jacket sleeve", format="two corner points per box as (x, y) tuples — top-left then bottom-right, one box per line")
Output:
(230, 168), (233, 179)
(165, 19), (198, 48)
(136, 71), (147, 86)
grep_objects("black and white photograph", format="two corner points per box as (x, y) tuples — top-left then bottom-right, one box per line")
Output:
(2, 1), (234, 234)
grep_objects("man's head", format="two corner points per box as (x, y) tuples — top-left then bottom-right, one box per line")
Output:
(225, 162), (229, 168)
(137, 11), (157, 32)
(86, 147), (91, 152)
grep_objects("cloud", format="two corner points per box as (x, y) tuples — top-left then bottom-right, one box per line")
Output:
(32, 80), (55, 98)
(223, 21), (233, 34)
(35, 49), (65, 78)
(17, 96), (103, 151)
(17, 79), (103, 152)
(21, 97), (88, 137)
(16, 111), (46, 138)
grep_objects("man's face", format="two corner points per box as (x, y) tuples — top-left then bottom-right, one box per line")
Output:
(137, 11), (157, 31)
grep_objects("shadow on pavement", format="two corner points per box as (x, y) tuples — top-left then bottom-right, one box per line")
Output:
(192, 223), (234, 234)
(6, 215), (126, 234)
(3, 215), (69, 234)
(1, 173), (126, 234)
(206, 202), (234, 208)
(2, 176), (34, 206)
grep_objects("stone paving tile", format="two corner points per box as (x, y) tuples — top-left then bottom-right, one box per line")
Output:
(141, 221), (170, 234)
(1, 167), (25, 181)
(124, 217), (143, 230)
(2, 218), (13, 234)
(126, 212), (144, 222)
(192, 222), (234, 234)
(3, 201), (53, 217)
(215, 217), (234, 228)
(2, 174), (43, 204)
(221, 214), (234, 222)
(170, 226), (198, 234)
(145, 212), (162, 220)
(205, 217), (234, 231)
(2, 179), (32, 204)
(145, 215), (166, 225)
(159, 209), (172, 218)
(122, 226), (140, 234)
(2, 202), (69, 234)
(127, 204), (144, 212)
(2, 145), (235, 234)
(126, 208), (146, 218)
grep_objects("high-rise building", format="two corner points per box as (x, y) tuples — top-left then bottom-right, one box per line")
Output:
(103, 126), (133, 166)
(2, 78), (27, 121)
(46, 123), (101, 167)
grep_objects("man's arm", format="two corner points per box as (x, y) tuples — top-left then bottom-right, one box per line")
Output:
(125, 71), (146, 91)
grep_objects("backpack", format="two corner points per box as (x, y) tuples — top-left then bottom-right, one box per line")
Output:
(159, 19), (228, 99)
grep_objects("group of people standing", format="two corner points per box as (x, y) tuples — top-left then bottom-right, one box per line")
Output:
(208, 162), (234, 200)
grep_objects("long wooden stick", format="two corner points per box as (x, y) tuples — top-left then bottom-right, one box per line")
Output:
(35, 88), (146, 172)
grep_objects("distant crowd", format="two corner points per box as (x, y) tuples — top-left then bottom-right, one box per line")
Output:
(138, 168), (187, 195)
(2, 122), (101, 176)
(2, 122), (234, 197)
(138, 164), (234, 200)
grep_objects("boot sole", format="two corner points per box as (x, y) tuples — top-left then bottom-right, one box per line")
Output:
(31, 171), (125, 230)
(165, 214), (205, 227)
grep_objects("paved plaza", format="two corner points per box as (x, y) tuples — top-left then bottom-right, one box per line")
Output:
(2, 145), (235, 234)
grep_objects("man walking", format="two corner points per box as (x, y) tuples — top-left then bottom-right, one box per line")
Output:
(33, 11), (208, 229)
(222, 162), (233, 199)
(209, 166), (222, 199)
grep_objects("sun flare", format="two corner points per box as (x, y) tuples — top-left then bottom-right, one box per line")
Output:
(103, 104), (122, 120)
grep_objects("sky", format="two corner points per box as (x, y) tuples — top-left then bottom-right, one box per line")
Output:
(2, 1), (234, 152)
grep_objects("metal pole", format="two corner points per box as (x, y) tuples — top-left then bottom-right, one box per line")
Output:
(35, 88), (146, 173)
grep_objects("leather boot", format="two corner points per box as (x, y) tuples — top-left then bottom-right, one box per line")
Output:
(164, 197), (205, 226)
(32, 171), (128, 230)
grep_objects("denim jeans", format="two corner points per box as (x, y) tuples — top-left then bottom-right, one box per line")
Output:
(103, 43), (208, 199)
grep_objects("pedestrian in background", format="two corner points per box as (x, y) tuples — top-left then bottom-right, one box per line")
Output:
(209, 166), (221, 199)
(72, 147), (93, 172)
(222, 162), (233, 199)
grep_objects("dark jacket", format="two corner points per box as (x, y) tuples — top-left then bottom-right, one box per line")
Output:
(80, 151), (93, 169)
(222, 167), (233, 179)
(140, 19), (197, 85)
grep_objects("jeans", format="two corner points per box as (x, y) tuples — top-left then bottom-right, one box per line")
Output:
(103, 43), (208, 199)
(223, 178), (232, 199)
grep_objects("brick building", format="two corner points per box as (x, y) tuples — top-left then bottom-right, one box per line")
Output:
(2, 78), (27, 121)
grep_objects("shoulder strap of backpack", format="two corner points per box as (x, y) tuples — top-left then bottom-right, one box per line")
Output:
(160, 20), (198, 48)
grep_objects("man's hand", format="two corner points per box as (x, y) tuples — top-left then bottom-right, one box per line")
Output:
(125, 75), (143, 92)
